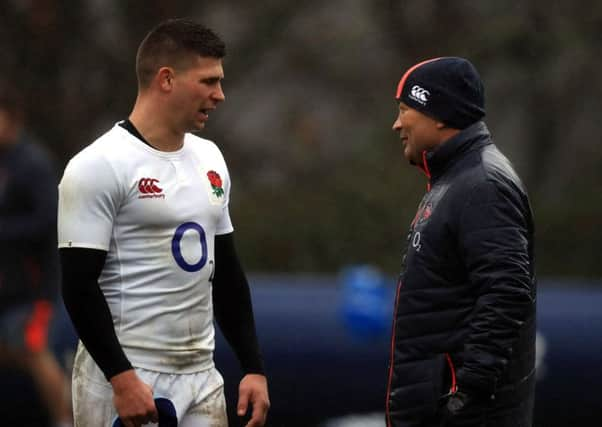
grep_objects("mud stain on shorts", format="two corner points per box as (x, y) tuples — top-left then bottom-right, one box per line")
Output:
(187, 385), (228, 427)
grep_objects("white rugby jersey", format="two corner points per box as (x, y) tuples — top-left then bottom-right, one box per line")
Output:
(58, 123), (234, 374)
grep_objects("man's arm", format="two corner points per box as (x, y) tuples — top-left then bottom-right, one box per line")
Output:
(60, 247), (157, 425)
(213, 233), (263, 374)
(455, 180), (535, 394)
(213, 232), (269, 427)
(60, 247), (131, 378)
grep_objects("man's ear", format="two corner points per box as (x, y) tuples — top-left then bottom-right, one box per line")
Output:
(157, 67), (175, 92)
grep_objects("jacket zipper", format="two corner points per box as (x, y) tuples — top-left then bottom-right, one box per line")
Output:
(386, 151), (430, 425)
(385, 277), (403, 427)
(421, 150), (432, 192)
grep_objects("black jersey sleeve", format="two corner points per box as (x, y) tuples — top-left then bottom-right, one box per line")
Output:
(213, 233), (265, 375)
(60, 247), (132, 380)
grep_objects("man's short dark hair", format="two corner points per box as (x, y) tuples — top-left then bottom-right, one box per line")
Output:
(136, 18), (226, 89)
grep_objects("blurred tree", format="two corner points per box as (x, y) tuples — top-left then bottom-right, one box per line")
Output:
(1, 0), (600, 278)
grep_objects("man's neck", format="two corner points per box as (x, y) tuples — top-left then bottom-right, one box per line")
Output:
(128, 99), (185, 152)
(438, 127), (461, 146)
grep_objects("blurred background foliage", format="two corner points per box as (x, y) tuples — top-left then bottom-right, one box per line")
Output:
(1, 0), (600, 278)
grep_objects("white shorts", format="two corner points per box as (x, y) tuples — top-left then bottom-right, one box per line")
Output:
(72, 343), (227, 427)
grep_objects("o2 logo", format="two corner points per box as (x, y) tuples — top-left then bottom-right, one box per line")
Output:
(412, 231), (422, 252)
(171, 222), (208, 272)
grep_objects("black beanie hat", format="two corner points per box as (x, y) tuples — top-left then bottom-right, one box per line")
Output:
(395, 57), (485, 129)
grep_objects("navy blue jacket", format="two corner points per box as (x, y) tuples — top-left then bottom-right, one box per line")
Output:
(0, 135), (59, 312)
(386, 122), (536, 427)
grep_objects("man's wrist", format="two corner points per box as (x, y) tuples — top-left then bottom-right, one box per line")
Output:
(109, 368), (137, 390)
(242, 359), (265, 376)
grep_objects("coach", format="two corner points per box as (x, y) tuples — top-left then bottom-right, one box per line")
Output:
(386, 57), (536, 427)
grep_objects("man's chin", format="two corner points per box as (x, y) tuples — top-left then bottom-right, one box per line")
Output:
(403, 151), (416, 165)
(188, 122), (206, 133)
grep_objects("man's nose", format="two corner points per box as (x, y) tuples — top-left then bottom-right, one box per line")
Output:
(213, 83), (225, 102)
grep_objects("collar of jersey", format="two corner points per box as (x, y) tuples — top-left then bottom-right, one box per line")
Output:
(115, 122), (189, 159)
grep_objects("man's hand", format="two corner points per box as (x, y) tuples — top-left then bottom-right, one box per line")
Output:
(110, 369), (158, 427)
(237, 373), (270, 427)
(444, 389), (490, 426)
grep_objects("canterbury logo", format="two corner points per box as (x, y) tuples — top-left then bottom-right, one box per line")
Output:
(409, 85), (430, 105)
(138, 178), (165, 199)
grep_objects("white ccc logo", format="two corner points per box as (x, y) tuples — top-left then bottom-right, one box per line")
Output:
(410, 85), (430, 104)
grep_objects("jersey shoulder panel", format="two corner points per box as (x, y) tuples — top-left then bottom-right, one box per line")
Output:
(61, 128), (128, 198)
(185, 134), (227, 164)
(185, 134), (231, 188)
(58, 125), (134, 250)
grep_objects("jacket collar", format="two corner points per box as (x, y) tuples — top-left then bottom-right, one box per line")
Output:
(419, 121), (492, 188)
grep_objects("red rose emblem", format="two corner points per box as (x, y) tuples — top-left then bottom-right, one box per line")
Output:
(207, 170), (224, 198)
